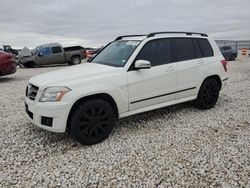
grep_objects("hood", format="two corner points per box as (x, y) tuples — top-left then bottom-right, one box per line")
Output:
(19, 47), (32, 58)
(29, 63), (121, 88)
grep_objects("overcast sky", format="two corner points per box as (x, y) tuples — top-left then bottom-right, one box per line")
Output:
(0, 0), (249, 49)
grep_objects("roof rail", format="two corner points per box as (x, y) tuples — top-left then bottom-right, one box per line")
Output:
(115, 35), (147, 41)
(147, 31), (208, 38)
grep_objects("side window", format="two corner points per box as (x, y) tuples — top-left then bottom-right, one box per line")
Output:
(192, 39), (202, 58)
(40, 47), (52, 56)
(172, 38), (196, 62)
(52, 46), (62, 54)
(136, 39), (172, 67)
(196, 39), (213, 57)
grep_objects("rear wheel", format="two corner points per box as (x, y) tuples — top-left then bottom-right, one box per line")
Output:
(194, 79), (220, 109)
(69, 56), (81, 65)
(231, 54), (236, 60)
(69, 99), (115, 145)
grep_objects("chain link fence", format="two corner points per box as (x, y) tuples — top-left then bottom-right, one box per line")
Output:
(216, 40), (250, 50)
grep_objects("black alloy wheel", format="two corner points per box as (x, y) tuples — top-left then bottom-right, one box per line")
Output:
(69, 99), (115, 145)
(194, 79), (220, 109)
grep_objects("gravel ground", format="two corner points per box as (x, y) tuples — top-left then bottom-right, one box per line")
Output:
(0, 57), (249, 187)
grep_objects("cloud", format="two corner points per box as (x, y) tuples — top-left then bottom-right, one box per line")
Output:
(0, 0), (249, 48)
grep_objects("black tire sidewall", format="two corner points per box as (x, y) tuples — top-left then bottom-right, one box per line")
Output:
(196, 79), (220, 109)
(70, 99), (115, 145)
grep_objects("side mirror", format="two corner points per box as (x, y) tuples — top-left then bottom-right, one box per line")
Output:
(134, 60), (151, 70)
(38, 52), (43, 57)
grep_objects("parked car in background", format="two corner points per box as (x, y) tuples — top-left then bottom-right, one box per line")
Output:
(220, 46), (238, 61)
(25, 31), (228, 145)
(0, 50), (16, 76)
(86, 47), (103, 61)
(19, 43), (86, 68)
(3, 45), (20, 61)
(85, 48), (95, 60)
(3, 45), (19, 56)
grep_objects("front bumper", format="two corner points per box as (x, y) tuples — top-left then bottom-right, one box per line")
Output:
(25, 97), (71, 133)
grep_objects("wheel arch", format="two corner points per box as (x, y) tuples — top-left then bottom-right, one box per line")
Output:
(201, 75), (222, 90)
(23, 61), (37, 68)
(66, 93), (119, 132)
(71, 55), (81, 59)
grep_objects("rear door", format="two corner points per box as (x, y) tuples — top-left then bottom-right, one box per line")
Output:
(128, 38), (177, 111)
(51, 46), (65, 64)
(174, 38), (213, 99)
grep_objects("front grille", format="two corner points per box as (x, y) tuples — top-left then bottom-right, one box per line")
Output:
(26, 84), (39, 100)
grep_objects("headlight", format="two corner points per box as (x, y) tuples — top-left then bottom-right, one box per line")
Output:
(39, 87), (71, 102)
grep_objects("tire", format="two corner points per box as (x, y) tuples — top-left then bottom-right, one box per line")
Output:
(23, 61), (37, 68)
(70, 56), (81, 65)
(194, 79), (220, 109)
(231, 54), (236, 61)
(69, 99), (116, 145)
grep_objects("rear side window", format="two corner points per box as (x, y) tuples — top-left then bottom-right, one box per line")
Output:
(52, 46), (62, 54)
(136, 39), (172, 66)
(196, 39), (213, 57)
(172, 38), (196, 62)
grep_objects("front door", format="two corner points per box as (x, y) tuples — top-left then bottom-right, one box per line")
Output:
(36, 47), (52, 65)
(128, 38), (177, 111)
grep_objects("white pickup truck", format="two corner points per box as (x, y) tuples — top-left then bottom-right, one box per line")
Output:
(25, 31), (228, 144)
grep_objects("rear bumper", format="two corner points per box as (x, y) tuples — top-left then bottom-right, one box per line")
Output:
(25, 97), (71, 133)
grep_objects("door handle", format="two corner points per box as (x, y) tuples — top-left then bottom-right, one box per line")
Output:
(197, 60), (205, 65)
(165, 66), (175, 72)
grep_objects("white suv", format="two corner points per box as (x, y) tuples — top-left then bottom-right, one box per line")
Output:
(25, 31), (228, 144)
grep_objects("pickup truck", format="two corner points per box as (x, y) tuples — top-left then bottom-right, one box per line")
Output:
(19, 43), (85, 68)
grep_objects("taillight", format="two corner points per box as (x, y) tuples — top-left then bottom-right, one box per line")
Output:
(221, 60), (227, 72)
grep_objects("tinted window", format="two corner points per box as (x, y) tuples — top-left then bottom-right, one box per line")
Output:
(136, 39), (172, 66)
(40, 47), (52, 56)
(192, 39), (202, 58)
(196, 39), (213, 57)
(52, 46), (62, 54)
(172, 38), (196, 62)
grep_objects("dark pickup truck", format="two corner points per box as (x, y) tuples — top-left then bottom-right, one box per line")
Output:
(19, 43), (86, 68)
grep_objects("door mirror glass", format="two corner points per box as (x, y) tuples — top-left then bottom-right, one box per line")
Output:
(134, 60), (151, 69)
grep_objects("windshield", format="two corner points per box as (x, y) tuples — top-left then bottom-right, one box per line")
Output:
(32, 46), (42, 55)
(92, 40), (140, 67)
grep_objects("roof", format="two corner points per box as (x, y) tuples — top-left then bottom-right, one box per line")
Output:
(115, 31), (208, 41)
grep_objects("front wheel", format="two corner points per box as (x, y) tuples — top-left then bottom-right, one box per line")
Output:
(69, 99), (116, 145)
(194, 79), (220, 109)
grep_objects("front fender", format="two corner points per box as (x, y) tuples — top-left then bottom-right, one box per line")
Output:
(62, 83), (128, 116)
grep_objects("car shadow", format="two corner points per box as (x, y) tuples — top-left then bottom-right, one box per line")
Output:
(29, 101), (195, 148)
(0, 77), (16, 83)
(116, 101), (194, 129)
